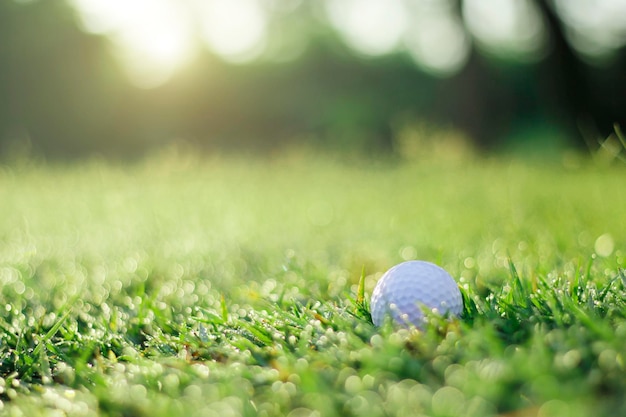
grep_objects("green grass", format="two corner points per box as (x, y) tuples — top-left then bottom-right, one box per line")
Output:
(0, 152), (625, 416)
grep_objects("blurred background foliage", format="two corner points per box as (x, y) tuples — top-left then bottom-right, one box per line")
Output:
(0, 0), (625, 160)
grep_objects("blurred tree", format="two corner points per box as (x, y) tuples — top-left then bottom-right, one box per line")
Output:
(0, 0), (624, 159)
(0, 0), (171, 159)
(1, 1), (114, 157)
(534, 0), (626, 148)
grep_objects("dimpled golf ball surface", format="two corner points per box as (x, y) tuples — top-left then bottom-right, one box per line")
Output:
(371, 261), (463, 327)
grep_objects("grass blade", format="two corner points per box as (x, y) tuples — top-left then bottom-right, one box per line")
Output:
(220, 294), (229, 323)
(356, 265), (366, 305)
(32, 308), (72, 359)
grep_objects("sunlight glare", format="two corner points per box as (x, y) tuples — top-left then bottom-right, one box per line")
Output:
(70, 0), (196, 88)
(325, 0), (408, 56)
(194, 0), (268, 63)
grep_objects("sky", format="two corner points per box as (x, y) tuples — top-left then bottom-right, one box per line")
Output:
(67, 0), (626, 88)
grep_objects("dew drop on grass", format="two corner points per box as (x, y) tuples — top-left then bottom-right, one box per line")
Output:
(344, 375), (363, 394)
(463, 257), (476, 269)
(594, 233), (614, 257)
(400, 246), (417, 261)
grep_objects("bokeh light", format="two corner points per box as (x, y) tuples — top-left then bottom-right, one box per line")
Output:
(403, 2), (470, 76)
(194, 0), (268, 63)
(463, 0), (548, 61)
(69, 0), (271, 86)
(553, 0), (626, 61)
(66, 0), (626, 87)
(324, 0), (408, 56)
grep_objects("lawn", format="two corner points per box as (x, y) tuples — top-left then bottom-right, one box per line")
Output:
(0, 151), (624, 416)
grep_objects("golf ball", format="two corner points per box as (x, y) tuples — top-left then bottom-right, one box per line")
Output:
(370, 260), (463, 327)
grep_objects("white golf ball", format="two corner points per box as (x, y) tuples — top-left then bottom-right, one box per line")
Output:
(370, 260), (463, 327)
